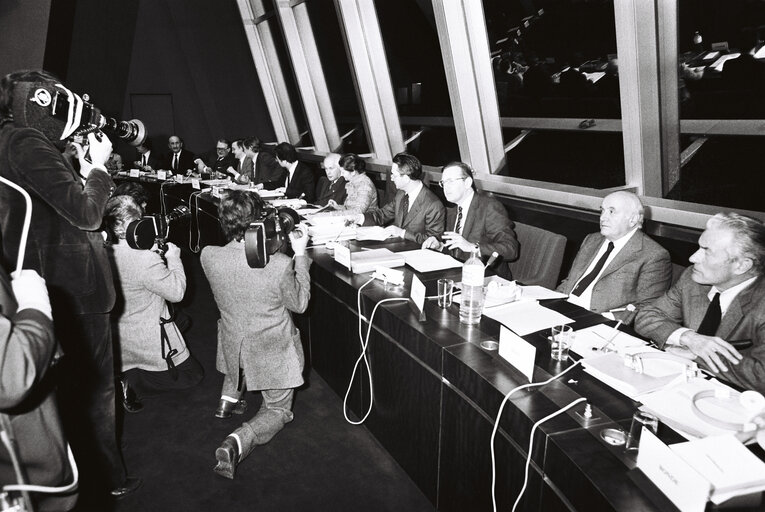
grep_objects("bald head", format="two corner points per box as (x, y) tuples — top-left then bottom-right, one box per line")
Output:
(323, 153), (342, 181)
(599, 191), (644, 241)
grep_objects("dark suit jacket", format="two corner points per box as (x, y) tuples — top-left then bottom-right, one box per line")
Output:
(363, 184), (445, 244)
(636, 270), (765, 393)
(557, 230), (671, 321)
(234, 156), (254, 183)
(445, 192), (519, 279)
(0, 125), (115, 315)
(162, 149), (197, 173)
(135, 150), (161, 170)
(315, 176), (347, 207)
(206, 152), (237, 175)
(284, 162), (316, 203)
(253, 151), (286, 189)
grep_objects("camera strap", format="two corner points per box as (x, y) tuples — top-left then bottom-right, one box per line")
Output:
(159, 302), (179, 381)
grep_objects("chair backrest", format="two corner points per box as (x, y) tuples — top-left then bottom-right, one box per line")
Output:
(508, 222), (567, 289)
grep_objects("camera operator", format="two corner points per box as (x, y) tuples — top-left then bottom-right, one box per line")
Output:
(200, 190), (311, 480)
(104, 195), (203, 412)
(0, 70), (139, 498)
(0, 268), (76, 511)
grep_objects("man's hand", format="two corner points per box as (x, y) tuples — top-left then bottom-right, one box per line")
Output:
(327, 199), (340, 209)
(289, 224), (309, 256)
(679, 330), (743, 373)
(383, 225), (405, 239)
(422, 236), (443, 251)
(164, 242), (181, 261)
(10, 269), (52, 320)
(74, 132), (113, 178)
(442, 231), (475, 253)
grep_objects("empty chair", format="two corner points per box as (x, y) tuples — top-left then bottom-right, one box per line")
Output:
(508, 222), (566, 289)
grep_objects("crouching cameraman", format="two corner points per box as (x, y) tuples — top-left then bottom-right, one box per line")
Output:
(0, 268), (76, 511)
(103, 196), (203, 412)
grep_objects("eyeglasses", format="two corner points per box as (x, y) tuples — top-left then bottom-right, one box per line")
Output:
(439, 177), (467, 187)
(216, 147), (229, 151)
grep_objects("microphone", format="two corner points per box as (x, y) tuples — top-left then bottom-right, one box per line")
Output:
(600, 304), (636, 352)
(484, 251), (499, 269)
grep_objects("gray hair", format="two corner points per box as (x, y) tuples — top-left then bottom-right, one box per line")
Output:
(706, 212), (765, 274)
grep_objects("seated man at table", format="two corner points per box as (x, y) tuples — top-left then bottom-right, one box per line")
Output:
(134, 139), (160, 171)
(274, 142), (316, 203)
(245, 137), (284, 189)
(635, 213), (765, 393)
(350, 153), (444, 245)
(422, 162), (518, 279)
(557, 191), (671, 322)
(196, 138), (237, 177)
(162, 135), (196, 173)
(314, 152), (347, 207)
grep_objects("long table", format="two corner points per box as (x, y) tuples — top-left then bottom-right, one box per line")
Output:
(307, 239), (681, 511)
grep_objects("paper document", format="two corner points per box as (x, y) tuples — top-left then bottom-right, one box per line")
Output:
(671, 435), (765, 503)
(570, 324), (648, 357)
(709, 52), (741, 72)
(350, 248), (405, 274)
(270, 198), (306, 208)
(519, 285), (567, 301)
(483, 300), (573, 336)
(582, 348), (685, 399)
(397, 249), (462, 273)
(355, 226), (392, 241)
(582, 71), (605, 83)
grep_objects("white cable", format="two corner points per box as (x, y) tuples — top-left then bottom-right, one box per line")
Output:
(343, 277), (408, 425)
(490, 359), (583, 512)
(1, 432), (78, 494)
(0, 176), (32, 275)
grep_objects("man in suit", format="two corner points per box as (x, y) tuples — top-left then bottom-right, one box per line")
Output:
(163, 135), (196, 173)
(422, 162), (518, 279)
(0, 70), (139, 497)
(315, 152), (347, 207)
(226, 139), (254, 183)
(274, 142), (315, 203)
(557, 191), (671, 322)
(134, 140), (160, 171)
(636, 213), (765, 392)
(351, 153), (445, 245)
(245, 137), (284, 189)
(196, 138), (236, 177)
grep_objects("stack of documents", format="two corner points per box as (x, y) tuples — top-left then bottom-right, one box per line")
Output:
(350, 248), (405, 274)
(482, 300), (573, 336)
(570, 324), (648, 357)
(355, 226), (392, 241)
(397, 249), (462, 273)
(306, 216), (356, 245)
(582, 348), (685, 399)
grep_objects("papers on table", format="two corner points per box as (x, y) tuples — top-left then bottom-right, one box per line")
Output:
(570, 323), (648, 358)
(483, 300), (574, 336)
(355, 226), (392, 241)
(671, 435), (765, 504)
(520, 285), (567, 301)
(350, 248), (405, 274)
(270, 198), (306, 208)
(582, 71), (605, 83)
(397, 249), (462, 273)
(709, 52), (741, 72)
(305, 216), (356, 245)
(582, 348), (686, 399)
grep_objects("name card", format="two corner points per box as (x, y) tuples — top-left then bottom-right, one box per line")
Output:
(129, 169), (140, 178)
(498, 326), (536, 382)
(334, 244), (351, 270)
(157, 170), (167, 180)
(210, 186), (222, 199)
(711, 41), (729, 51)
(191, 178), (201, 190)
(174, 174), (184, 183)
(410, 274), (426, 314)
(637, 429), (710, 512)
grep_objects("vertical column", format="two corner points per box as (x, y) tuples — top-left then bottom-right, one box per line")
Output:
(432, 0), (504, 174)
(235, 0), (299, 143)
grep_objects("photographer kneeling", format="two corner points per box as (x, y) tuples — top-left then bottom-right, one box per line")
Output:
(103, 196), (203, 412)
(201, 190), (310, 480)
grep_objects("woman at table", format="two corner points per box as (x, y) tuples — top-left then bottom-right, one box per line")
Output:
(104, 195), (203, 412)
(327, 153), (378, 214)
(200, 190), (311, 479)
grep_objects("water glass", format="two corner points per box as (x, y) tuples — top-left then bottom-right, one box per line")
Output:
(625, 411), (659, 452)
(551, 324), (573, 361)
(437, 279), (454, 308)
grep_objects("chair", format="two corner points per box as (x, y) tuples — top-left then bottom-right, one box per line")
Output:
(508, 222), (567, 289)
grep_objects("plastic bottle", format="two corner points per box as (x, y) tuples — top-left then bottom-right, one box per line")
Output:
(693, 31), (703, 52)
(459, 245), (485, 325)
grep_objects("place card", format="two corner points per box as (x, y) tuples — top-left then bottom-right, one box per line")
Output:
(157, 170), (167, 180)
(498, 326), (536, 382)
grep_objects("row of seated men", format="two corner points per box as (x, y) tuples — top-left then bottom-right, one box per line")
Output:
(326, 153), (765, 396)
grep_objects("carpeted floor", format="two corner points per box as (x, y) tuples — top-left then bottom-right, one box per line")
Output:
(71, 251), (433, 512)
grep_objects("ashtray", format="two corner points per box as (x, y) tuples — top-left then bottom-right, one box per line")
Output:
(600, 428), (627, 446)
(480, 340), (499, 351)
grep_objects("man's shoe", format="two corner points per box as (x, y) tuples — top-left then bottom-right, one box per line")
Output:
(120, 378), (143, 413)
(110, 476), (142, 499)
(214, 399), (247, 418)
(213, 437), (239, 479)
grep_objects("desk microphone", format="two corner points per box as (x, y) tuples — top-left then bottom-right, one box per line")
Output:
(484, 251), (499, 269)
(600, 304), (636, 352)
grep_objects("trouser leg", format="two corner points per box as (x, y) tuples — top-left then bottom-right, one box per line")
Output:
(220, 367), (243, 400)
(124, 355), (204, 398)
(233, 388), (294, 461)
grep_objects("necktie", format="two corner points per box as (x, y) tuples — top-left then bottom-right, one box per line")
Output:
(172, 153), (178, 171)
(142, 155), (147, 167)
(455, 206), (463, 233)
(697, 292), (722, 336)
(571, 241), (614, 297)
(400, 193), (409, 224)
(286, 173), (291, 189)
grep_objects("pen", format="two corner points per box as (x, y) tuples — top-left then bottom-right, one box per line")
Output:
(730, 339), (753, 349)
(484, 251), (499, 269)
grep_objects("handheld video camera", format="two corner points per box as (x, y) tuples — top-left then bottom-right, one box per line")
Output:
(11, 79), (146, 146)
(125, 205), (191, 254)
(244, 206), (301, 268)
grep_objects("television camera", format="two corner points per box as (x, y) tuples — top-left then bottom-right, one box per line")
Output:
(125, 205), (191, 255)
(244, 206), (301, 268)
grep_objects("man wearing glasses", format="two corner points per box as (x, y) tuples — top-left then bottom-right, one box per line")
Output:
(351, 153), (444, 244)
(422, 162), (518, 279)
(197, 138), (237, 177)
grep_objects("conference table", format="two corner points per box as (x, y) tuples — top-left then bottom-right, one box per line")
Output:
(306, 238), (684, 512)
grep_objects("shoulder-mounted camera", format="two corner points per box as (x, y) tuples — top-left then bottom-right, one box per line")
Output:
(244, 206), (300, 268)
(125, 205), (190, 254)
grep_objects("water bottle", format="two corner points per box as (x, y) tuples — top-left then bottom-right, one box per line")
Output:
(459, 245), (485, 325)
(693, 31), (703, 52)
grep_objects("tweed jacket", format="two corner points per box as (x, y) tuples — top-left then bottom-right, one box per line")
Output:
(108, 243), (189, 372)
(636, 270), (765, 393)
(444, 192), (519, 279)
(201, 242), (311, 391)
(0, 125), (115, 315)
(557, 230), (671, 321)
(363, 185), (445, 244)
(234, 156), (254, 183)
